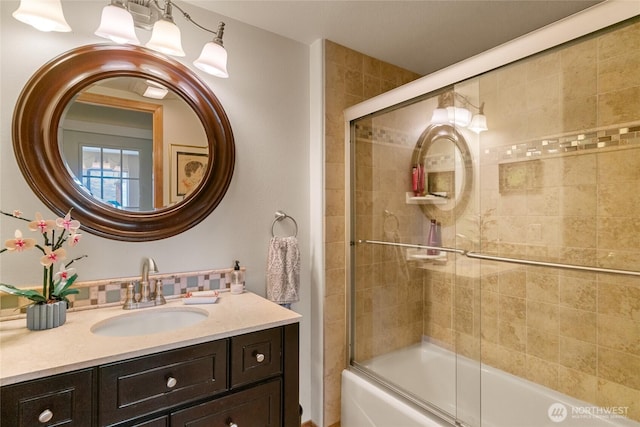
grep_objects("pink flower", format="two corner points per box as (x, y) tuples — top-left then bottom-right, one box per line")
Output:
(56, 212), (80, 232)
(28, 213), (56, 234)
(54, 264), (76, 282)
(40, 246), (67, 267)
(4, 230), (36, 252)
(12, 210), (23, 218)
(68, 232), (82, 247)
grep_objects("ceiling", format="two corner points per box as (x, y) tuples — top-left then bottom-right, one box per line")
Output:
(186, 0), (602, 76)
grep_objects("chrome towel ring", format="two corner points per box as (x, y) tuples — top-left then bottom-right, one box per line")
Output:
(271, 210), (298, 237)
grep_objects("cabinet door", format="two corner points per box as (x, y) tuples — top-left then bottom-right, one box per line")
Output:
(230, 328), (282, 388)
(0, 369), (93, 427)
(170, 379), (281, 427)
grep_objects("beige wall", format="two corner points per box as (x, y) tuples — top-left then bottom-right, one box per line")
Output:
(323, 40), (421, 427)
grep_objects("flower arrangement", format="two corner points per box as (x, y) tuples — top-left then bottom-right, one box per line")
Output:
(0, 209), (87, 306)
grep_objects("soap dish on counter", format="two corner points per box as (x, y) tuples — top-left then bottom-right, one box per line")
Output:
(182, 290), (219, 305)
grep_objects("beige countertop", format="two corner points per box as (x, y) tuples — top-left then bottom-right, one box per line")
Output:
(0, 292), (301, 387)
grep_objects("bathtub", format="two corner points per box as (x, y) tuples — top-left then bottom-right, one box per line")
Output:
(342, 342), (640, 427)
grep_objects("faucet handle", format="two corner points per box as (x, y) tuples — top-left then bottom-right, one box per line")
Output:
(123, 283), (136, 309)
(154, 279), (166, 305)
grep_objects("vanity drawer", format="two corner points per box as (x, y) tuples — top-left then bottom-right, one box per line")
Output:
(98, 340), (228, 426)
(170, 378), (281, 426)
(132, 415), (168, 427)
(230, 327), (282, 388)
(0, 369), (93, 427)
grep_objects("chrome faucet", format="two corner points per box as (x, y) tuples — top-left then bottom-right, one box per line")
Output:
(122, 257), (165, 310)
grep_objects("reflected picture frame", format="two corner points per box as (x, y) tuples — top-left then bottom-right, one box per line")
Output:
(170, 144), (209, 203)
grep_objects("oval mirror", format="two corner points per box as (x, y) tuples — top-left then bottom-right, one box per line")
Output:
(13, 44), (235, 241)
(411, 124), (472, 225)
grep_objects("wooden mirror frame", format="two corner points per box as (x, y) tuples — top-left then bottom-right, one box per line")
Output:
(12, 44), (235, 241)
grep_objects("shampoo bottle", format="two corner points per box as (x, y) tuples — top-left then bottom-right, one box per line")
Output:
(427, 219), (439, 255)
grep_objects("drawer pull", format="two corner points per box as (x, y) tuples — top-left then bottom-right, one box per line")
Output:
(166, 376), (178, 388)
(255, 353), (265, 363)
(228, 422), (238, 427)
(38, 409), (53, 423)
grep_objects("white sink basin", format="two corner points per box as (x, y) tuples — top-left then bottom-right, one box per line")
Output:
(91, 307), (209, 337)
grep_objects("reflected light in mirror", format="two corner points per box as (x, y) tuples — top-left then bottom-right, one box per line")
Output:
(132, 80), (169, 99)
(12, 0), (71, 32)
(430, 106), (472, 127)
(468, 113), (488, 133)
(430, 108), (449, 125)
(447, 106), (472, 127)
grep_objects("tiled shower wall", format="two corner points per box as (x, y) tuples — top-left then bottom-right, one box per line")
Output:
(474, 19), (640, 421)
(323, 40), (421, 427)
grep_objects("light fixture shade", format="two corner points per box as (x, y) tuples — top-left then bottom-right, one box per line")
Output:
(469, 114), (488, 133)
(194, 41), (229, 78)
(146, 19), (185, 57)
(12, 0), (71, 32)
(95, 4), (139, 45)
(431, 108), (449, 124)
(449, 106), (472, 127)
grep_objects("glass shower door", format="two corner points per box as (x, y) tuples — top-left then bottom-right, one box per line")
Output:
(349, 88), (483, 426)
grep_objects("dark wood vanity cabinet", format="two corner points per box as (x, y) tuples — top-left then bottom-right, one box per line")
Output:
(0, 369), (94, 426)
(0, 323), (299, 427)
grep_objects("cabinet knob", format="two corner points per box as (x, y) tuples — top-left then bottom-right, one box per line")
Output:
(255, 353), (265, 363)
(166, 376), (178, 388)
(38, 409), (53, 423)
(228, 422), (238, 427)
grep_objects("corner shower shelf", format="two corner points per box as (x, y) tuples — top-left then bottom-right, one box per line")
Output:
(405, 192), (448, 205)
(406, 248), (448, 262)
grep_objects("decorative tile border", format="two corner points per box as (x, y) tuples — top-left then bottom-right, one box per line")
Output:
(354, 123), (413, 147)
(0, 267), (243, 320)
(356, 122), (640, 164)
(484, 123), (640, 164)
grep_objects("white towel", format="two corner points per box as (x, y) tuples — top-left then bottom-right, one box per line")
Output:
(266, 236), (300, 305)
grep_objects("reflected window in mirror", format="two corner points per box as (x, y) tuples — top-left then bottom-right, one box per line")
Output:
(80, 146), (143, 211)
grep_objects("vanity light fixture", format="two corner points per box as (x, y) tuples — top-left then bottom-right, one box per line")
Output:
(431, 92), (488, 133)
(12, 0), (229, 78)
(95, 0), (228, 77)
(468, 103), (488, 133)
(12, 0), (71, 32)
(95, 0), (139, 44)
(144, 0), (186, 57)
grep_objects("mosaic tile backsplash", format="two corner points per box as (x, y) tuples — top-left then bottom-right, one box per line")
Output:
(0, 267), (242, 320)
